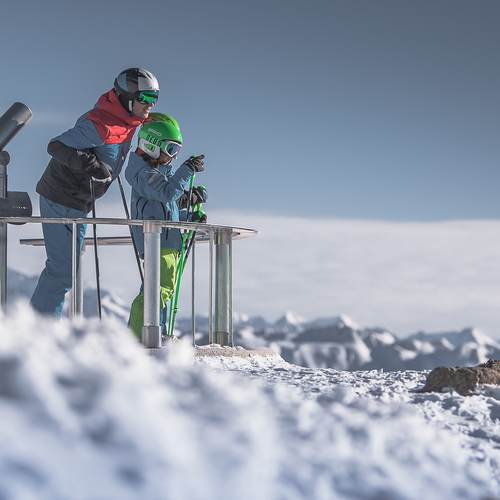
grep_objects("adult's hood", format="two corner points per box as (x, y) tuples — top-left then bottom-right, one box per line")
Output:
(87, 90), (144, 144)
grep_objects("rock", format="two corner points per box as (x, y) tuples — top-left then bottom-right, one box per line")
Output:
(419, 359), (500, 395)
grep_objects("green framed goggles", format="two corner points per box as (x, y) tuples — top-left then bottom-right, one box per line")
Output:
(161, 140), (182, 158)
(136, 91), (159, 105)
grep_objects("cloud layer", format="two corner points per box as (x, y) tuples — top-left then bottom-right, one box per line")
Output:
(8, 206), (500, 337)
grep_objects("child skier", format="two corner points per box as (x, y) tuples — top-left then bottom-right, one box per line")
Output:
(125, 112), (206, 339)
(31, 68), (160, 317)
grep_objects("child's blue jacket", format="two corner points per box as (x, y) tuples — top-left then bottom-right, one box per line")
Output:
(125, 152), (193, 256)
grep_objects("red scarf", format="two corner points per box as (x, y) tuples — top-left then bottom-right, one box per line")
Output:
(87, 90), (143, 144)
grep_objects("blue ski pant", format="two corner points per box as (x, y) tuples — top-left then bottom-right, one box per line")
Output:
(30, 196), (87, 317)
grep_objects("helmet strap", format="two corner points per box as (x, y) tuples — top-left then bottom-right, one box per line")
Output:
(117, 92), (132, 113)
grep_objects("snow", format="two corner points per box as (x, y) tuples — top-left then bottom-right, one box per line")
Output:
(0, 302), (499, 499)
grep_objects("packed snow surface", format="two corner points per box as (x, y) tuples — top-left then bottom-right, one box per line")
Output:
(0, 303), (499, 499)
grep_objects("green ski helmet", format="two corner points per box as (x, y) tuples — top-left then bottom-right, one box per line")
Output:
(138, 112), (183, 160)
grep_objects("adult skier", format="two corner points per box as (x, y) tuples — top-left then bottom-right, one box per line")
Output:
(125, 113), (206, 339)
(31, 68), (160, 316)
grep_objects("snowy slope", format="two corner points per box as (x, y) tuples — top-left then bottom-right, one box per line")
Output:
(0, 303), (498, 500)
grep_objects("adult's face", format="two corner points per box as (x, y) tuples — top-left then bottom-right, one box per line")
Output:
(131, 100), (154, 119)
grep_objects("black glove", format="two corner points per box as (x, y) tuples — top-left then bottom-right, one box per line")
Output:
(88, 161), (113, 183)
(178, 185), (208, 209)
(81, 152), (100, 171)
(47, 142), (106, 175)
(192, 185), (207, 204)
(183, 154), (205, 173)
(191, 209), (207, 223)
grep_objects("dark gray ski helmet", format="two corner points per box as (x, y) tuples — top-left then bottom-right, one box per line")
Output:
(114, 68), (159, 112)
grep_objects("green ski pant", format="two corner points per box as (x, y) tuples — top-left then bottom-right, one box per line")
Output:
(128, 248), (180, 339)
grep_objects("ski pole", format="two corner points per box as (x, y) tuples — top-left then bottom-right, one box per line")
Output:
(170, 201), (207, 336)
(89, 178), (102, 319)
(167, 173), (196, 336)
(166, 216), (193, 336)
(183, 203), (206, 263)
(167, 237), (186, 337)
(185, 172), (196, 218)
(179, 204), (203, 269)
(181, 180), (206, 266)
(169, 230), (194, 331)
(167, 226), (197, 337)
(116, 174), (144, 285)
(166, 213), (205, 337)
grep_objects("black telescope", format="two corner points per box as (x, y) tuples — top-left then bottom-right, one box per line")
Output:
(0, 102), (32, 309)
(0, 102), (33, 216)
(0, 102), (33, 152)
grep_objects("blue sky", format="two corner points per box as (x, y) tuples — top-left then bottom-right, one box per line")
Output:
(3, 0), (500, 334)
(2, 0), (500, 220)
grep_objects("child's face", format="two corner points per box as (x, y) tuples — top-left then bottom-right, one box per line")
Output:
(132, 99), (154, 119)
(157, 151), (174, 166)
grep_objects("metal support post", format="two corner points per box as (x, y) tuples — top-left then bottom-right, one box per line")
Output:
(0, 152), (9, 310)
(70, 222), (78, 318)
(229, 233), (234, 347)
(208, 230), (214, 344)
(77, 240), (85, 314)
(142, 221), (161, 348)
(191, 237), (196, 346)
(214, 228), (232, 346)
(70, 229), (83, 318)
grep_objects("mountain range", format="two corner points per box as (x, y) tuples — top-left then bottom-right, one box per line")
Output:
(7, 268), (499, 371)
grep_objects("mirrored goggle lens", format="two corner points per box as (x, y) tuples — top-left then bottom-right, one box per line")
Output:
(137, 91), (159, 104)
(161, 141), (182, 157)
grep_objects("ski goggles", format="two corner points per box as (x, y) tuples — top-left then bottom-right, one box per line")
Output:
(136, 91), (159, 105)
(161, 140), (182, 158)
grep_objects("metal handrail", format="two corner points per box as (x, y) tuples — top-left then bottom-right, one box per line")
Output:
(20, 235), (211, 247)
(0, 216), (257, 238)
(1, 215), (257, 349)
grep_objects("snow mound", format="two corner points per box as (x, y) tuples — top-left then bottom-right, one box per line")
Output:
(0, 301), (496, 499)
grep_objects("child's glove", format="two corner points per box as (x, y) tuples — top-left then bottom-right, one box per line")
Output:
(178, 186), (207, 208)
(183, 154), (205, 173)
(191, 185), (207, 204)
(191, 208), (207, 223)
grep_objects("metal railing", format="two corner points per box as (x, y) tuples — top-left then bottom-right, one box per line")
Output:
(0, 216), (257, 349)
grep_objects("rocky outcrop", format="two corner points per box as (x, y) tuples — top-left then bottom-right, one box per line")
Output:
(419, 359), (500, 395)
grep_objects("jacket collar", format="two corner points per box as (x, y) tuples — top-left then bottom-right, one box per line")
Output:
(94, 90), (143, 127)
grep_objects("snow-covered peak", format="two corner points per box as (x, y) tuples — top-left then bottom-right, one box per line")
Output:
(232, 311), (250, 323)
(305, 314), (359, 331)
(360, 328), (397, 349)
(272, 311), (306, 334)
(233, 314), (269, 331)
(408, 327), (500, 349)
(275, 311), (306, 326)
